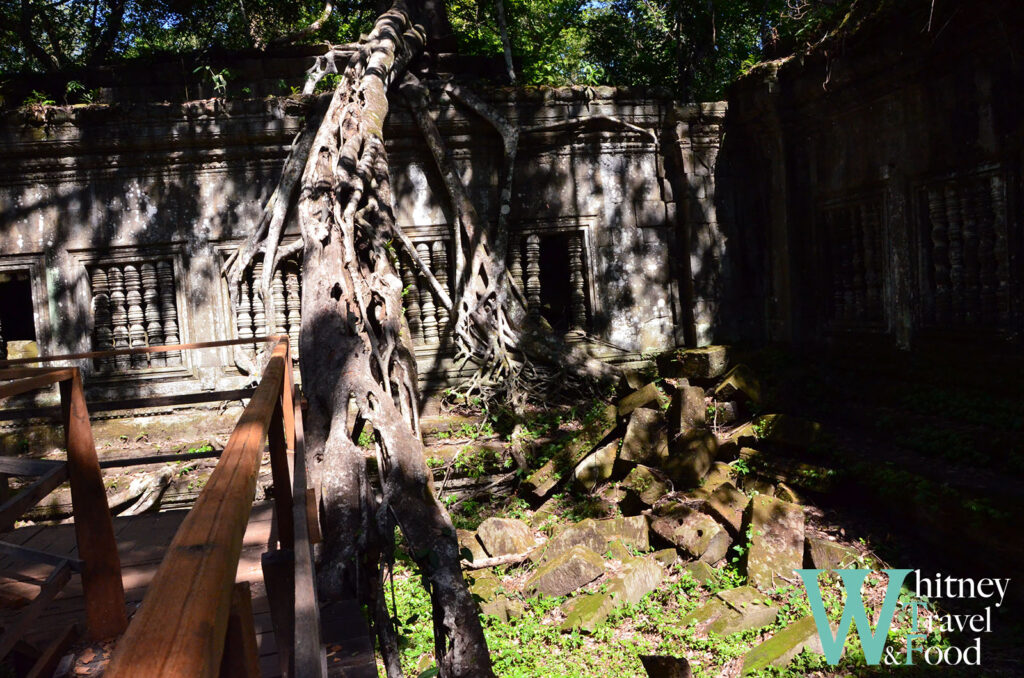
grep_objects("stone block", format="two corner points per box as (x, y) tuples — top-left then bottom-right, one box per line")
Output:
(620, 408), (670, 465)
(668, 384), (707, 437)
(594, 515), (650, 552)
(658, 346), (730, 380)
(755, 414), (822, 451)
(617, 382), (668, 416)
(703, 481), (750, 535)
(747, 495), (805, 591)
(536, 520), (605, 564)
(522, 405), (618, 499)
(805, 536), (874, 570)
(710, 401), (740, 425)
(525, 545), (605, 597)
(573, 440), (619, 491)
(740, 475), (775, 497)
(714, 364), (762, 404)
(475, 517), (537, 558)
(640, 655), (692, 678)
(683, 561), (718, 586)
(457, 529), (487, 564)
(702, 462), (735, 493)
(622, 465), (669, 506)
(741, 616), (823, 675)
(681, 346), (730, 379)
(538, 516), (648, 565)
(651, 503), (730, 562)
(683, 586), (778, 635)
(560, 556), (663, 632)
(651, 548), (679, 567)
(560, 590), (615, 632)
(663, 429), (718, 488)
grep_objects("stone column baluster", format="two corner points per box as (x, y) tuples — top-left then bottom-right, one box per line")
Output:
(510, 236), (524, 292)
(285, 262), (302, 358)
(124, 264), (148, 368)
(251, 262), (267, 347)
(837, 210), (854, 322)
(416, 242), (438, 344)
(90, 267), (114, 370)
(236, 277), (254, 344)
(272, 267), (288, 338)
(849, 205), (865, 321)
(400, 256), (423, 344)
(431, 240), (450, 339)
(860, 202), (880, 320)
(525, 233), (541, 316)
(927, 186), (951, 323)
(568, 232), (587, 331)
(958, 182), (980, 322)
(157, 260), (181, 366)
(141, 263), (164, 367)
(107, 265), (131, 370)
(973, 177), (997, 323)
(943, 183), (965, 322)
(988, 174), (1010, 323)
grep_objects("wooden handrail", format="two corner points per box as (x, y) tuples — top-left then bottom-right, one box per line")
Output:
(0, 335), (288, 367)
(0, 369), (75, 400)
(104, 339), (291, 678)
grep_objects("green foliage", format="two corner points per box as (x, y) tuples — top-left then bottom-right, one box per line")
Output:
(22, 89), (54, 106)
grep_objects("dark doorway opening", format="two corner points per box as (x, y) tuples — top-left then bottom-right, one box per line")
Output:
(0, 271), (36, 360)
(538, 233), (572, 333)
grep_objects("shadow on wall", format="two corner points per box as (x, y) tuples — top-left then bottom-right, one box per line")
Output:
(0, 99), (298, 402)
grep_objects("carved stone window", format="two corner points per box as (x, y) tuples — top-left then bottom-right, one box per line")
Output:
(918, 167), (1011, 328)
(510, 229), (592, 334)
(232, 255), (302, 359)
(819, 193), (886, 328)
(87, 259), (182, 371)
(396, 235), (453, 348)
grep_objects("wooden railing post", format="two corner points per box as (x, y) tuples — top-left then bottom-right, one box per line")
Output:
(268, 391), (294, 550)
(59, 368), (127, 640)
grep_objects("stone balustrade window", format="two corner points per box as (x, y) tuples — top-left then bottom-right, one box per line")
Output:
(233, 256), (302, 359)
(819, 194), (885, 328)
(918, 167), (1011, 328)
(88, 259), (182, 371)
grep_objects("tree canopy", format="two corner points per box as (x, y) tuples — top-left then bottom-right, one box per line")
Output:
(1, 0), (860, 101)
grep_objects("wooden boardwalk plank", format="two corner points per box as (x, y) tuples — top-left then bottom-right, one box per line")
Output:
(0, 504), (284, 677)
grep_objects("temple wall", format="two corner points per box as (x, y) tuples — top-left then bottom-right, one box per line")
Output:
(0, 65), (726, 407)
(720, 3), (1024, 349)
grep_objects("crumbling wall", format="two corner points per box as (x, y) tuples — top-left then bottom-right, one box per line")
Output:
(0, 56), (726, 411)
(721, 3), (1024, 349)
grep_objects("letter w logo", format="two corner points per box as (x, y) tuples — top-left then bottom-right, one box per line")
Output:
(797, 568), (912, 665)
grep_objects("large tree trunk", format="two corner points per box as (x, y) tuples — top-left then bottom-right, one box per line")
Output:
(292, 3), (494, 676)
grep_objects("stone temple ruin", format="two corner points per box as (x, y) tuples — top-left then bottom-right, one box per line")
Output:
(0, 4), (1021, 677)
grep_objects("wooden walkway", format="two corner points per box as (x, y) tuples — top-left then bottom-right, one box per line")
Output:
(0, 503), (284, 677)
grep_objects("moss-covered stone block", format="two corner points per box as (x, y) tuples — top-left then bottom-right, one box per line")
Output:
(747, 494), (805, 591)
(525, 545), (605, 597)
(741, 616), (823, 674)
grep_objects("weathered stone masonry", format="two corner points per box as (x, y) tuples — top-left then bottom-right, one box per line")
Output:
(720, 5), (1024, 349)
(0, 66), (726, 405)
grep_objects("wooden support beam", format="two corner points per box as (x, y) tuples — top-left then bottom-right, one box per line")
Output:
(25, 623), (79, 678)
(104, 342), (288, 678)
(290, 381), (325, 678)
(60, 369), (127, 641)
(219, 582), (261, 678)
(0, 457), (66, 476)
(0, 465), (68, 532)
(0, 369), (74, 401)
(0, 561), (72, 661)
(268, 395), (294, 550)
(0, 540), (84, 572)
